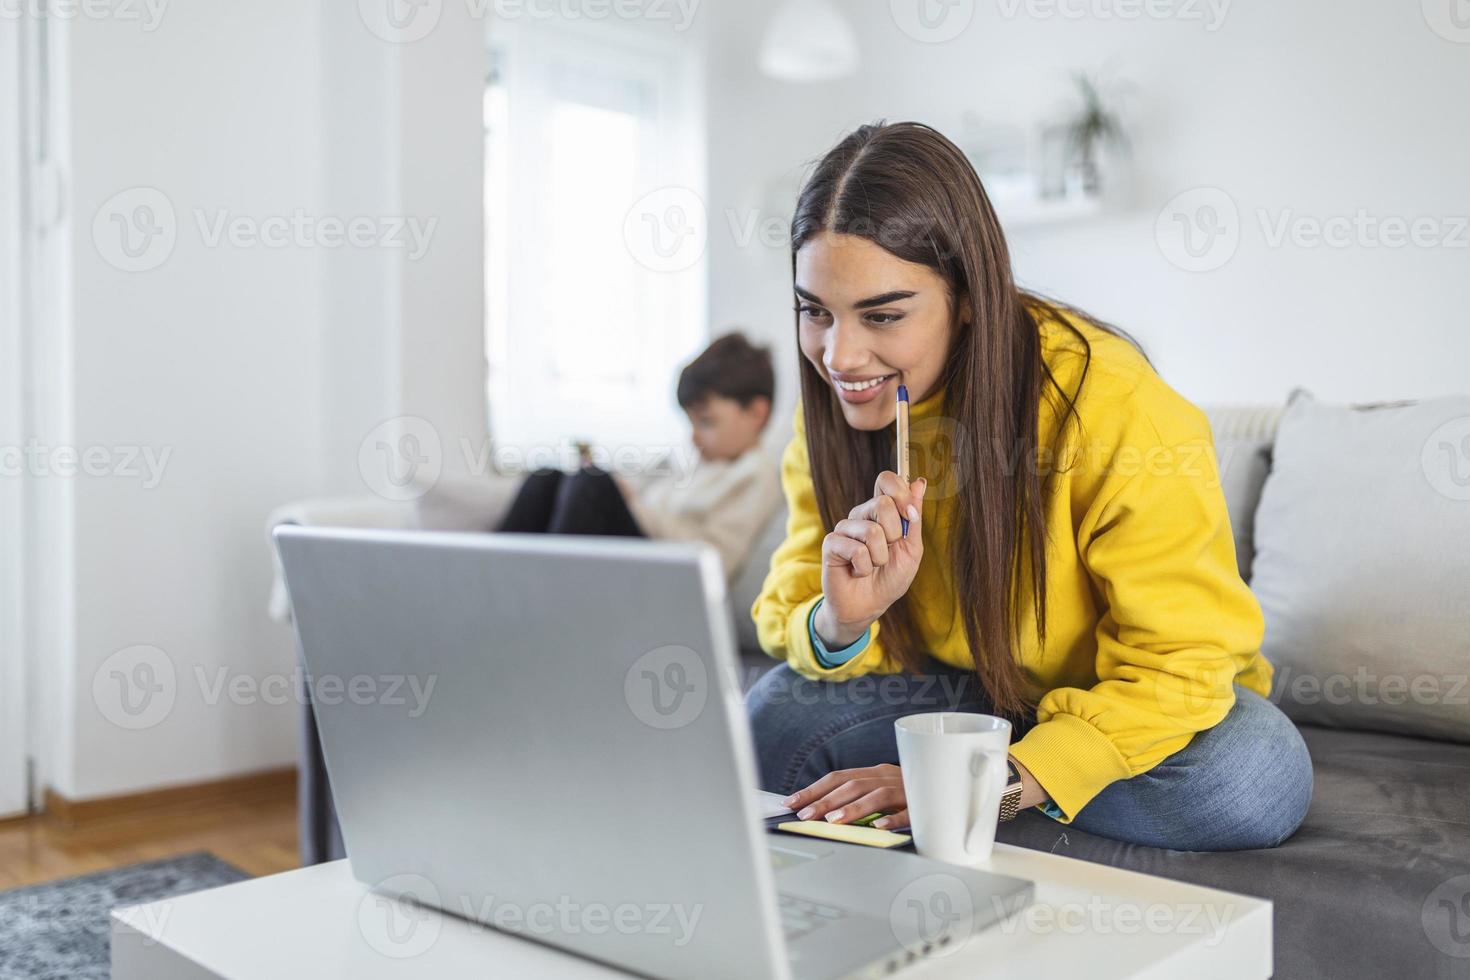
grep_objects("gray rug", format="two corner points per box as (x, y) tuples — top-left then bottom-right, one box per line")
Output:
(0, 851), (249, 980)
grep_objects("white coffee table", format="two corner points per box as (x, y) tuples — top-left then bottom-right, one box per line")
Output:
(112, 844), (1271, 979)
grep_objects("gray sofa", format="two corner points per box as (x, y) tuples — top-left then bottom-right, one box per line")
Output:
(268, 395), (1470, 980)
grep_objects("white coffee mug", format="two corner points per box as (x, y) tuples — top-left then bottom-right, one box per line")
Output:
(895, 712), (1012, 867)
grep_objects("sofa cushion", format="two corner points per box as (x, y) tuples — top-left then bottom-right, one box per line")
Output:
(996, 724), (1470, 980)
(1204, 404), (1283, 582)
(415, 474), (524, 531)
(1248, 391), (1470, 743)
(1214, 437), (1271, 581)
(729, 506), (790, 655)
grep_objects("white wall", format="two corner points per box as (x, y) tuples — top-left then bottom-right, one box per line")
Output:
(317, 1), (488, 495)
(704, 0), (851, 437)
(34, 0), (485, 801)
(52, 0), (324, 799)
(705, 2), (1470, 409)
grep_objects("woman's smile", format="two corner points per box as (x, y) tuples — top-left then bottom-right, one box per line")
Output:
(828, 371), (897, 403)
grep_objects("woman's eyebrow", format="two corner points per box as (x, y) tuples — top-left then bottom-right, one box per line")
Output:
(793, 286), (918, 309)
(853, 290), (917, 309)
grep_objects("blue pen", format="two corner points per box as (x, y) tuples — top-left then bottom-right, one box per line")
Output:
(896, 384), (910, 537)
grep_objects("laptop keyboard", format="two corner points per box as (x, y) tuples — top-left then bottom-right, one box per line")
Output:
(777, 893), (848, 941)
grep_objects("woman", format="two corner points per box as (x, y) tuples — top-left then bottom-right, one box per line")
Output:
(748, 121), (1312, 851)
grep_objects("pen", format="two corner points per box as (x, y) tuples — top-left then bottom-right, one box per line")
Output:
(896, 383), (910, 537)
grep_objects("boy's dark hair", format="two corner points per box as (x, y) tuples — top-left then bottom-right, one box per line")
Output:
(676, 332), (775, 409)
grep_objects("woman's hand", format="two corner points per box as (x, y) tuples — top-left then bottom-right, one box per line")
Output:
(783, 758), (1051, 832)
(813, 472), (927, 648)
(783, 764), (911, 830)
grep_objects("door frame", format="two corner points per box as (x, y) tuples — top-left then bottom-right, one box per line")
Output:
(0, 14), (35, 818)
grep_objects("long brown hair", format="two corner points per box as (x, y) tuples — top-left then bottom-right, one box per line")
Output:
(790, 120), (1148, 719)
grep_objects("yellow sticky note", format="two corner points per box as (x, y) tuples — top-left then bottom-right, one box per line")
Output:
(776, 820), (911, 849)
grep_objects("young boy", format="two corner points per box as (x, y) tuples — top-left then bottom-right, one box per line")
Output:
(497, 332), (781, 578)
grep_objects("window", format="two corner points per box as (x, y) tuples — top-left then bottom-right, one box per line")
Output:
(484, 21), (705, 465)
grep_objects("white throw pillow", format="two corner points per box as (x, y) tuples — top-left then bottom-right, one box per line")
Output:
(1250, 390), (1470, 743)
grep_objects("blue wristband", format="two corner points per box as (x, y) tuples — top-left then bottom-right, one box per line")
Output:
(808, 599), (872, 668)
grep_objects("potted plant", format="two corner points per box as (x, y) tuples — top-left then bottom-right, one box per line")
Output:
(1065, 71), (1129, 195)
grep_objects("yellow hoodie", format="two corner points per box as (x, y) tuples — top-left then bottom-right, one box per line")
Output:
(752, 310), (1272, 821)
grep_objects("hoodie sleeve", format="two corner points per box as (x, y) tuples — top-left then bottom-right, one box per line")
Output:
(751, 406), (906, 680)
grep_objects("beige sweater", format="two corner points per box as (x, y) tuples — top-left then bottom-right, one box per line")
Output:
(624, 441), (782, 578)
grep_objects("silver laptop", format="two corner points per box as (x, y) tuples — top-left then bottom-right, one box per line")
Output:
(275, 526), (1032, 980)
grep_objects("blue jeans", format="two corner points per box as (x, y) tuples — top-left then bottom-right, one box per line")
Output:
(745, 660), (1314, 852)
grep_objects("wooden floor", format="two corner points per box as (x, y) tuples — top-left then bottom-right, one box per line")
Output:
(0, 789), (299, 891)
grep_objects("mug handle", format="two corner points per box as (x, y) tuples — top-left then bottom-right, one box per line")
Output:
(964, 749), (999, 857)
